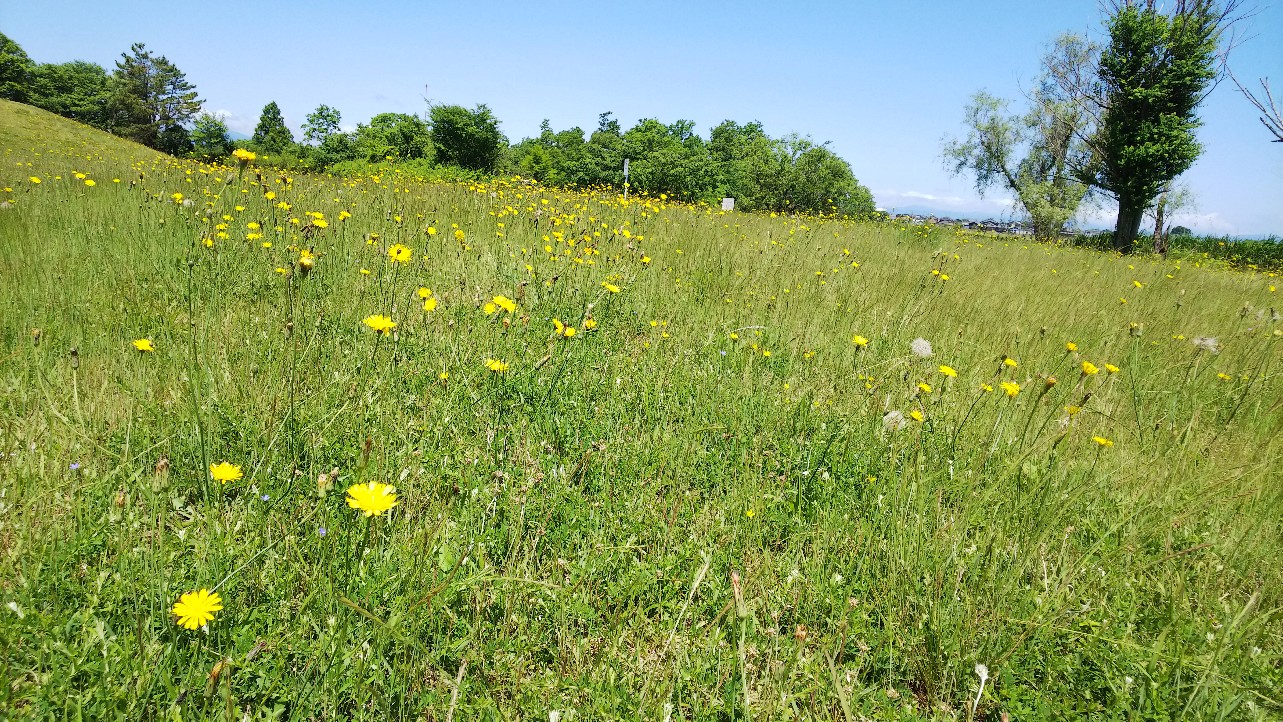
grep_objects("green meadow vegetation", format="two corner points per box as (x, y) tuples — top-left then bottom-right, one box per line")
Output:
(1, 100), (1281, 720)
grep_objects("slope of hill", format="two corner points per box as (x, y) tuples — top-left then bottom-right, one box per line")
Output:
(0, 99), (163, 158)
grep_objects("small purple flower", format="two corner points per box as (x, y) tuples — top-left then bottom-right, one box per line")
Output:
(719, 350), (727, 356)
(317, 527), (327, 537)
(260, 494), (270, 502)
(69, 462), (81, 471)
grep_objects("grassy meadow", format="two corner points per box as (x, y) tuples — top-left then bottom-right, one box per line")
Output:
(1, 99), (1281, 720)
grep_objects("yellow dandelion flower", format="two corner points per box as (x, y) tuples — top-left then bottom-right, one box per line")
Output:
(852, 335), (869, 347)
(232, 148), (256, 163)
(583, 317), (598, 330)
(492, 295), (516, 313)
(172, 589), (223, 630)
(84, 179), (96, 187)
(346, 481), (398, 517)
(1081, 361), (1100, 376)
(29, 176), (41, 184)
(312, 218), (328, 229)
(1003, 357), (1018, 369)
(1065, 342), (1078, 352)
(1092, 436), (1114, 448)
(132, 338), (155, 353)
(484, 358), (510, 373)
(917, 382), (932, 394)
(938, 365), (957, 378)
(1000, 381), (1021, 397)
(980, 383), (994, 393)
(910, 409), (925, 422)
(363, 314), (396, 335)
(1104, 363), (1120, 374)
(209, 462), (243, 484)
(387, 244), (412, 264)
(602, 282), (621, 293)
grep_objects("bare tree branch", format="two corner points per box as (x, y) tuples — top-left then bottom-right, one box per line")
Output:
(1228, 68), (1283, 142)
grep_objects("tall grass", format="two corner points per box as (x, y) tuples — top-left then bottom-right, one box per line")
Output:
(1, 100), (1280, 720)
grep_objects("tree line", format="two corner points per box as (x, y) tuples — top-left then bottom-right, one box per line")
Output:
(0, 33), (875, 216)
(943, 0), (1271, 253)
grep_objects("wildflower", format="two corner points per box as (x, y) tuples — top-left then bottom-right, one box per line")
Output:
(1092, 436), (1113, 448)
(172, 589), (223, 630)
(1192, 336), (1220, 354)
(602, 282), (621, 293)
(171, 192), (183, 203)
(583, 317), (598, 330)
(1002, 357), (1018, 369)
(979, 383), (994, 393)
(345, 481), (398, 517)
(882, 410), (907, 432)
(426, 226), (436, 236)
(1217, 372), (1232, 381)
(1000, 381), (1021, 397)
(209, 462), (243, 484)
(84, 179), (96, 187)
(917, 382), (932, 394)
(910, 409), (925, 422)
(132, 338), (155, 353)
(312, 218), (328, 229)
(453, 229), (465, 242)
(910, 338), (933, 358)
(1081, 361), (1100, 376)
(387, 243), (412, 264)
(852, 335), (869, 348)
(1104, 363), (1119, 374)
(421, 289), (437, 312)
(1065, 342), (1078, 352)
(484, 358), (510, 373)
(1133, 280), (1143, 288)
(29, 176), (41, 184)
(363, 314), (396, 335)
(938, 365), (957, 378)
(745, 509), (755, 518)
(232, 148), (256, 163)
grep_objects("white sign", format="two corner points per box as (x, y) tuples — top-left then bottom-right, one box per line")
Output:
(722, 198), (735, 211)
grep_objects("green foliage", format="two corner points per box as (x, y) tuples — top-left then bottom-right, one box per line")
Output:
(251, 101), (295, 154)
(0, 31), (33, 102)
(944, 35), (1096, 241)
(429, 103), (505, 172)
(1093, 2), (1223, 252)
(105, 43), (201, 155)
(189, 112), (233, 160)
(27, 61), (113, 129)
(302, 104), (341, 146)
(353, 112), (431, 163)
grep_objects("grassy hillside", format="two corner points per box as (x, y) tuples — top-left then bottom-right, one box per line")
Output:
(1, 103), (1280, 720)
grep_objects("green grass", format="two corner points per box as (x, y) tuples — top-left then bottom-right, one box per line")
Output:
(1, 100), (1281, 721)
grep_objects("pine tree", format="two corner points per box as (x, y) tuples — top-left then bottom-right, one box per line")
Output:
(252, 101), (295, 154)
(106, 43), (201, 154)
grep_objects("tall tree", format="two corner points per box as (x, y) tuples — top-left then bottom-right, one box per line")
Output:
(1089, 0), (1235, 253)
(429, 104), (506, 172)
(106, 43), (201, 154)
(943, 35), (1097, 241)
(302, 104), (342, 146)
(190, 112), (233, 160)
(252, 101), (295, 154)
(353, 113), (431, 162)
(0, 32), (33, 102)
(29, 61), (112, 128)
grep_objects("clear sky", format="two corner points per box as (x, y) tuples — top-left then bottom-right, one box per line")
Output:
(5, 1), (1281, 236)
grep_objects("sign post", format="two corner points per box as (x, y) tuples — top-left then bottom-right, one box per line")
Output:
(623, 158), (630, 200)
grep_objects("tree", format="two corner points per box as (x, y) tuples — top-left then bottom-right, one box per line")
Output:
(944, 35), (1097, 241)
(429, 104), (506, 172)
(190, 112), (233, 160)
(1089, 0), (1235, 253)
(106, 43), (201, 154)
(302, 104), (342, 146)
(353, 113), (431, 162)
(252, 101), (295, 154)
(29, 61), (112, 128)
(0, 32), (33, 102)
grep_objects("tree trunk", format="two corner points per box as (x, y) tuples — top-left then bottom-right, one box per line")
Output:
(1152, 192), (1168, 257)
(1113, 201), (1144, 254)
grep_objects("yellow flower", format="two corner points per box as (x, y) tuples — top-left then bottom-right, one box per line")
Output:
(1092, 436), (1114, 448)
(979, 383), (994, 393)
(1132, 280), (1143, 288)
(602, 282), (621, 293)
(1104, 363), (1120, 374)
(1003, 357), (1018, 369)
(1217, 372), (1232, 381)
(29, 176), (41, 184)
(132, 338), (155, 353)
(1000, 381), (1021, 397)
(209, 462), (243, 484)
(423, 295), (437, 312)
(938, 365), (957, 378)
(453, 229), (466, 242)
(745, 508), (755, 518)
(172, 589), (223, 630)
(232, 148), (256, 163)
(492, 295), (517, 313)
(83, 179), (96, 187)
(1081, 361), (1100, 376)
(387, 244), (412, 264)
(852, 335), (869, 348)
(917, 382), (932, 394)
(483, 301), (497, 315)
(338, 210), (351, 221)
(346, 481), (398, 517)
(910, 409), (925, 422)
(426, 226), (437, 236)
(312, 218), (328, 229)
(583, 317), (598, 330)
(363, 314), (397, 335)
(484, 358), (509, 373)
(1065, 342), (1078, 352)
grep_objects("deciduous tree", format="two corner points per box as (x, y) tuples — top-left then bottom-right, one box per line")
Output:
(252, 101), (295, 154)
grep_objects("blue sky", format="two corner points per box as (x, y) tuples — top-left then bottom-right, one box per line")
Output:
(6, 1), (1281, 235)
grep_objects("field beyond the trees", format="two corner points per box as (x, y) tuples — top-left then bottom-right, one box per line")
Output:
(1, 100), (1280, 720)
